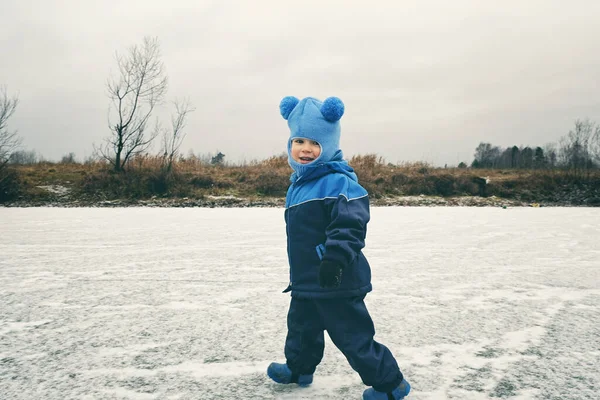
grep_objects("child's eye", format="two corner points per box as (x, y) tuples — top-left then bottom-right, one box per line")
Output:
(311, 141), (319, 146)
(294, 139), (304, 144)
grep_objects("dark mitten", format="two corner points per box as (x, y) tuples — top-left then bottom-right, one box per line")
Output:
(318, 260), (343, 288)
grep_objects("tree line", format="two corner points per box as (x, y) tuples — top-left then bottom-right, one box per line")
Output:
(469, 119), (600, 175)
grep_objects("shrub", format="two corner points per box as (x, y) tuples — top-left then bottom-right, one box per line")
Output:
(361, 182), (383, 198)
(431, 174), (455, 197)
(81, 169), (179, 199)
(147, 170), (170, 195)
(454, 176), (479, 196)
(255, 172), (288, 197)
(190, 175), (214, 188)
(391, 173), (409, 186)
(236, 171), (248, 183)
(0, 167), (20, 203)
(587, 197), (600, 206)
(405, 177), (435, 196)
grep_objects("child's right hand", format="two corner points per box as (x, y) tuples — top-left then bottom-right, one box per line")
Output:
(318, 260), (343, 288)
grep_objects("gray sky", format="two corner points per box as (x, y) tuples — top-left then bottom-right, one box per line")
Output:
(2, 0), (600, 166)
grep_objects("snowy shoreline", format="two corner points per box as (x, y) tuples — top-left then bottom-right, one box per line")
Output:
(0, 194), (590, 208)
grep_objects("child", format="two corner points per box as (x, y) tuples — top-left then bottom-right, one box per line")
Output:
(267, 96), (410, 400)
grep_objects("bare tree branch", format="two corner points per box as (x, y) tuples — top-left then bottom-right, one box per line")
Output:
(591, 124), (600, 165)
(0, 86), (21, 168)
(162, 98), (195, 172)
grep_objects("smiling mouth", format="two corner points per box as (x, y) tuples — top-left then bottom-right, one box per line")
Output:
(299, 156), (315, 163)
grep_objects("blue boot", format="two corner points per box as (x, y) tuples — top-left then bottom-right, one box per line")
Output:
(362, 379), (411, 400)
(267, 362), (313, 387)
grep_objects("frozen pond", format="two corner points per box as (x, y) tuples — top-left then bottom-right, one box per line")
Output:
(1, 207), (599, 400)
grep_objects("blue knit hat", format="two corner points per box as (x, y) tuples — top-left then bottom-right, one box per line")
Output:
(280, 96), (345, 172)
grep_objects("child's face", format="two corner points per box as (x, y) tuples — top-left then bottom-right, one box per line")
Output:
(291, 138), (321, 164)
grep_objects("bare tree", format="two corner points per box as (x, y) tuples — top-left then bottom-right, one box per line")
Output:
(161, 98), (195, 172)
(558, 119), (596, 173)
(98, 36), (168, 171)
(472, 142), (500, 168)
(542, 143), (558, 169)
(590, 122), (600, 166)
(0, 86), (21, 168)
(61, 152), (77, 164)
(9, 150), (38, 165)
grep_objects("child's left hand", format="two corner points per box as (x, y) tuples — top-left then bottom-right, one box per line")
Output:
(318, 260), (343, 288)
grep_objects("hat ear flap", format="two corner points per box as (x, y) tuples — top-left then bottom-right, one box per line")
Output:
(280, 96), (299, 120)
(320, 97), (344, 122)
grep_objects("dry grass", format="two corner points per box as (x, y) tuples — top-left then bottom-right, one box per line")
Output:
(3, 154), (600, 204)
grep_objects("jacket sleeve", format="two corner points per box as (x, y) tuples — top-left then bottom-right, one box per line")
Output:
(322, 194), (370, 268)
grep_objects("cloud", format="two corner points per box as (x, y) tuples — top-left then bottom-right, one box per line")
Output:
(2, 0), (600, 165)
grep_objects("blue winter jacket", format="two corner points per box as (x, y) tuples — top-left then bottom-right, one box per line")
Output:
(283, 158), (372, 299)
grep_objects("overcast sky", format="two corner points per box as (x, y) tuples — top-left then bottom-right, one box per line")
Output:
(2, 0), (600, 166)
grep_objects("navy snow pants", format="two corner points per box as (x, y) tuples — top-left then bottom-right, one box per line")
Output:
(284, 295), (404, 392)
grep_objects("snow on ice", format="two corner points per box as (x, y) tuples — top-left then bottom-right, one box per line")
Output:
(1, 207), (599, 399)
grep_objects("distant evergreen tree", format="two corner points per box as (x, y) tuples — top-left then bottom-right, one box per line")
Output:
(511, 146), (519, 168)
(211, 152), (225, 165)
(533, 147), (546, 169)
(521, 147), (534, 169)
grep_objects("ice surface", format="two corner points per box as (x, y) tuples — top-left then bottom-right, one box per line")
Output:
(1, 207), (599, 399)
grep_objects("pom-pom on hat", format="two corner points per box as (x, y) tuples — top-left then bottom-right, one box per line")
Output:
(280, 96), (345, 168)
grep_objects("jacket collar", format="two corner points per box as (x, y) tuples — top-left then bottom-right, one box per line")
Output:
(290, 151), (358, 184)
